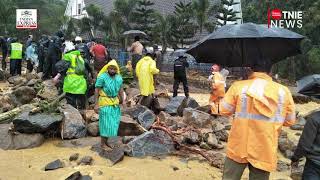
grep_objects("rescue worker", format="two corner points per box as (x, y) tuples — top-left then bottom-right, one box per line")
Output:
(61, 41), (88, 110)
(209, 64), (225, 114)
(220, 59), (296, 180)
(136, 49), (159, 107)
(37, 35), (49, 73)
(173, 53), (189, 97)
(291, 111), (320, 179)
(9, 38), (23, 76)
(74, 36), (91, 61)
(43, 31), (64, 80)
(128, 36), (143, 70)
(0, 36), (8, 70)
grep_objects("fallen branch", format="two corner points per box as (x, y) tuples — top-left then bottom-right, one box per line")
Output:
(0, 93), (66, 123)
(0, 104), (35, 123)
(151, 118), (214, 166)
(30, 92), (66, 114)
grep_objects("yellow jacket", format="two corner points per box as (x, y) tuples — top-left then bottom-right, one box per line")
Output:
(135, 56), (159, 96)
(220, 72), (296, 172)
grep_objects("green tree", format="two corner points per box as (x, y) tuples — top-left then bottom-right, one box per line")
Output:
(0, 0), (16, 34)
(81, 4), (105, 37)
(113, 0), (137, 30)
(216, 0), (241, 26)
(192, 0), (217, 33)
(170, 1), (197, 48)
(133, 0), (156, 37)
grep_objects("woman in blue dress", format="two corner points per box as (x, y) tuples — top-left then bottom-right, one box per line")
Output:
(94, 60), (125, 149)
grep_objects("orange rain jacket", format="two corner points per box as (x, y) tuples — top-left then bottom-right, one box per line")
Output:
(210, 72), (226, 114)
(210, 72), (226, 102)
(220, 72), (296, 172)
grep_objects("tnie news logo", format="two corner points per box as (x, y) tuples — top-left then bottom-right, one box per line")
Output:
(267, 8), (303, 28)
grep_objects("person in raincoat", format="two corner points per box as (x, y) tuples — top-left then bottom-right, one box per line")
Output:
(220, 59), (296, 180)
(135, 49), (159, 107)
(209, 64), (225, 114)
(94, 60), (125, 149)
(61, 41), (88, 110)
(26, 41), (39, 73)
(9, 38), (24, 76)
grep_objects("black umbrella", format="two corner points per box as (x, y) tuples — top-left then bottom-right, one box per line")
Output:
(297, 74), (320, 98)
(186, 23), (304, 67)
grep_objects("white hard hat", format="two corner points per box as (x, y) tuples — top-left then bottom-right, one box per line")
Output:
(75, 36), (82, 42)
(63, 41), (75, 54)
(145, 47), (154, 54)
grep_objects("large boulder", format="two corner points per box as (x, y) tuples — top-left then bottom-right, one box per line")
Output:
(13, 111), (63, 134)
(125, 130), (175, 157)
(157, 97), (171, 110)
(60, 104), (87, 139)
(122, 105), (149, 120)
(87, 122), (99, 137)
(196, 105), (212, 114)
(118, 116), (146, 136)
(158, 111), (182, 127)
(182, 130), (200, 145)
(125, 88), (140, 100)
(7, 76), (27, 85)
(91, 143), (125, 165)
(215, 130), (229, 142)
(26, 79), (41, 87)
(11, 86), (37, 105)
(0, 94), (16, 112)
(37, 80), (59, 101)
(84, 110), (96, 122)
(154, 83), (168, 97)
(204, 133), (223, 149)
(165, 96), (199, 116)
(122, 105), (156, 129)
(183, 108), (212, 128)
(137, 109), (156, 130)
(0, 124), (44, 150)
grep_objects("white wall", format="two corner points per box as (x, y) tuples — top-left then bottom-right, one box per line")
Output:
(65, 0), (87, 19)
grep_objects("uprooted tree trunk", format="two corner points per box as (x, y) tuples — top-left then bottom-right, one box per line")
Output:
(151, 118), (215, 166)
(0, 93), (66, 123)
